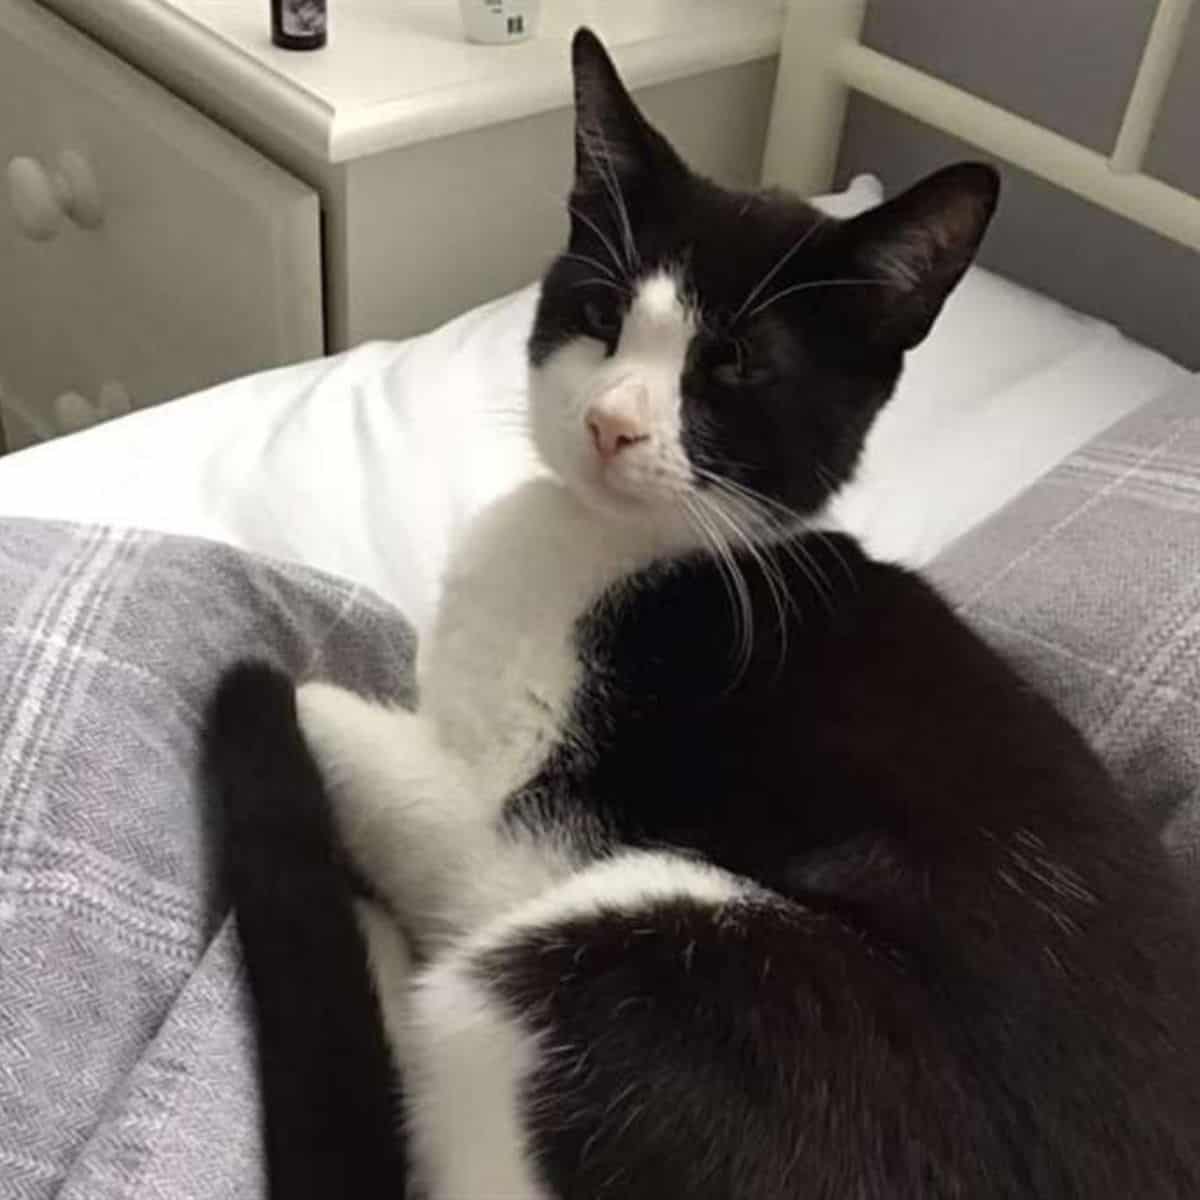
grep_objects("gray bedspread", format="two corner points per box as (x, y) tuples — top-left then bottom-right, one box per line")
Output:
(0, 524), (413, 1198)
(932, 378), (1200, 872)
(0, 375), (1197, 1197)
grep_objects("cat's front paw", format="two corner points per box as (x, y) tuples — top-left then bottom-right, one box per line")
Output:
(296, 680), (421, 806)
(294, 681), (421, 880)
(294, 680), (376, 788)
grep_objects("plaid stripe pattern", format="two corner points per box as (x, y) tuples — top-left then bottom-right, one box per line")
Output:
(0, 523), (413, 1198)
(933, 380), (1200, 870)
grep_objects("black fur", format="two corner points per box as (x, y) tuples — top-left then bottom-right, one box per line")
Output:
(203, 662), (403, 1199)
(495, 532), (1200, 1198)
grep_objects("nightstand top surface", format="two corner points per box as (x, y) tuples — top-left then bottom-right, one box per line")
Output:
(43, 0), (783, 162)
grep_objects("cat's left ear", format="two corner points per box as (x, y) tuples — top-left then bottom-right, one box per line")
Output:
(839, 163), (1000, 350)
(571, 28), (684, 196)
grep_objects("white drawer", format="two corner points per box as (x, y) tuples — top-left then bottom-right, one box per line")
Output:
(0, 0), (322, 450)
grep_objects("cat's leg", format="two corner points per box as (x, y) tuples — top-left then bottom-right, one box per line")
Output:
(295, 681), (479, 942)
(296, 682), (563, 946)
(354, 897), (414, 1069)
(401, 850), (751, 1200)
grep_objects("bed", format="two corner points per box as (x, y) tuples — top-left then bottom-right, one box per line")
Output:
(0, 176), (1186, 628)
(1, 2), (1198, 1195)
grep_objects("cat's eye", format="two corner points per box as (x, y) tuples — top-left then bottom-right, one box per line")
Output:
(581, 300), (620, 342)
(713, 360), (772, 388)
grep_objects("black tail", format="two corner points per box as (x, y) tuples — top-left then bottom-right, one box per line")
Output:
(204, 661), (404, 1199)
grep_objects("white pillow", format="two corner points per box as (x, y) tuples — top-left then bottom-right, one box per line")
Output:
(0, 173), (1182, 630)
(810, 173), (884, 217)
(822, 179), (1182, 562)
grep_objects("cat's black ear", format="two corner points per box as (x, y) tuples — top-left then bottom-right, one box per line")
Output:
(571, 28), (682, 195)
(840, 163), (999, 349)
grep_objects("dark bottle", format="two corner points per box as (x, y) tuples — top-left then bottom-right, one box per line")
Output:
(271, 0), (327, 50)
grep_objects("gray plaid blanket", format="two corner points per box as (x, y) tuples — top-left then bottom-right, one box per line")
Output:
(0, 375), (1197, 1197)
(933, 379), (1200, 872)
(0, 525), (413, 1198)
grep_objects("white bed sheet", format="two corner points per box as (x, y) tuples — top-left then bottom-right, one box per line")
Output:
(0, 187), (1187, 631)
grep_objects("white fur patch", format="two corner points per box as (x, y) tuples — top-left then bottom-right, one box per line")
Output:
(528, 267), (701, 527)
(403, 850), (748, 1199)
(299, 675), (577, 948)
(422, 479), (682, 796)
(628, 269), (690, 330)
(299, 479), (702, 947)
(611, 269), (693, 448)
(355, 898), (414, 1061)
(461, 849), (748, 962)
(407, 958), (552, 1200)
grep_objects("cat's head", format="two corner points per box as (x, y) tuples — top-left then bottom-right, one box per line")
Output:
(528, 30), (998, 542)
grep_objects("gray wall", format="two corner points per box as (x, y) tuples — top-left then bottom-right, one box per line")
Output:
(1149, 10), (1200, 195)
(835, 0), (1200, 368)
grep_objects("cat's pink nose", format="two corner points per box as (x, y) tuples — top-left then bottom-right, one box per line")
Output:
(587, 409), (649, 461)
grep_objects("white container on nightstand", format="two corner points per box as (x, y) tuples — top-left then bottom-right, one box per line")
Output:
(458, 0), (540, 44)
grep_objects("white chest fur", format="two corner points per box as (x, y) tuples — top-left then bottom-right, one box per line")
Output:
(418, 477), (668, 805)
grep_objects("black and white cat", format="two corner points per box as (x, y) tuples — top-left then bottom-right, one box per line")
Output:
(207, 29), (1200, 1200)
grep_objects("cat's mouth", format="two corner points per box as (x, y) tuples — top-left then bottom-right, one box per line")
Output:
(573, 452), (693, 523)
(579, 466), (658, 515)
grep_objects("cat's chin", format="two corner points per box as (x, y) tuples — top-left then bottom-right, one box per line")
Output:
(571, 474), (665, 521)
(558, 470), (698, 545)
(529, 418), (698, 546)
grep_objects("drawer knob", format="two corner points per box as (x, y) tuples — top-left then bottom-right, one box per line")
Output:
(7, 158), (60, 241)
(7, 151), (104, 242)
(53, 381), (131, 436)
(54, 391), (95, 434)
(57, 151), (105, 230)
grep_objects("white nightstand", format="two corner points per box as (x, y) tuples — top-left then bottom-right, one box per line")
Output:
(3, 0), (782, 448)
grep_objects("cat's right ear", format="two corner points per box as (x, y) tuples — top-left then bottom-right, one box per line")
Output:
(571, 29), (683, 197)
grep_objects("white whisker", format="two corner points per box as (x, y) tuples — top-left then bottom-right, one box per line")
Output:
(806, 526), (859, 595)
(566, 201), (631, 285)
(559, 251), (621, 283)
(693, 468), (840, 617)
(731, 216), (829, 326)
(698, 490), (793, 672)
(745, 278), (896, 323)
(578, 123), (639, 275)
(684, 496), (754, 680)
(569, 279), (630, 296)
(781, 538), (837, 616)
(697, 470), (802, 527)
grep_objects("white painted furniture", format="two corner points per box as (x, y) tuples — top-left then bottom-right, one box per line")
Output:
(3, 0), (782, 448)
(0, 0), (323, 450)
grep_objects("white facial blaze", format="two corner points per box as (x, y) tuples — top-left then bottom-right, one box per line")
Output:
(529, 267), (699, 526)
(612, 269), (693, 439)
(626, 270), (691, 335)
